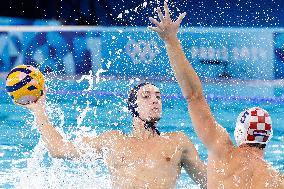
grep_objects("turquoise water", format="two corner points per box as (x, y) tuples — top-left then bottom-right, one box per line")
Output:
(0, 77), (284, 188)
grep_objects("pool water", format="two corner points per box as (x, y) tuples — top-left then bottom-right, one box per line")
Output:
(0, 76), (284, 188)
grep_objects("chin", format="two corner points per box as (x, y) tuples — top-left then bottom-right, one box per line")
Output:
(149, 115), (161, 122)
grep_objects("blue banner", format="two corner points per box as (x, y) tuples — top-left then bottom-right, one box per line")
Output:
(0, 31), (101, 75)
(101, 31), (171, 78)
(101, 29), (274, 80)
(183, 30), (274, 79)
(0, 27), (279, 80)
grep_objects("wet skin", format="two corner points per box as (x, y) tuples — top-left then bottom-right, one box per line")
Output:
(19, 84), (207, 189)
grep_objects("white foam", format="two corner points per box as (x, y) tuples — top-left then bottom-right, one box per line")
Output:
(9, 141), (112, 189)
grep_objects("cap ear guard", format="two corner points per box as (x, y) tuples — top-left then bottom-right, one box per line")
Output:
(234, 110), (248, 146)
(127, 89), (139, 117)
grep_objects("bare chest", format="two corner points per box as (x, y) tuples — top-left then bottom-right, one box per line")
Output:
(105, 138), (183, 171)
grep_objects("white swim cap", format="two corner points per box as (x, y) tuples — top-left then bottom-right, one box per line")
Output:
(234, 107), (273, 146)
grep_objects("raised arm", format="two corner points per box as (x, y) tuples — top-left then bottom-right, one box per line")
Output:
(149, 2), (233, 155)
(178, 132), (207, 189)
(17, 88), (111, 159)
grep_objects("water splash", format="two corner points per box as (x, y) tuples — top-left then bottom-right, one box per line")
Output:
(9, 98), (112, 188)
(76, 70), (94, 91)
(14, 141), (111, 189)
(76, 100), (93, 127)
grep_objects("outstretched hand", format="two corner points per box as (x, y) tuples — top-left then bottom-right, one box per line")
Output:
(14, 86), (47, 113)
(148, 1), (186, 42)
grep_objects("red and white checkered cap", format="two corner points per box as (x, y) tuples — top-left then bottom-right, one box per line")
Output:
(234, 107), (273, 146)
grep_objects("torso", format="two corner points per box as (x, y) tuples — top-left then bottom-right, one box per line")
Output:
(103, 132), (185, 189)
(208, 147), (284, 189)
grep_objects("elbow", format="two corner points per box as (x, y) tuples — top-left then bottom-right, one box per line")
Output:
(49, 150), (64, 159)
(49, 148), (78, 160)
(49, 151), (76, 160)
(184, 91), (203, 103)
(48, 146), (71, 159)
(183, 89), (195, 102)
(184, 94), (195, 103)
(45, 140), (77, 159)
(183, 85), (204, 103)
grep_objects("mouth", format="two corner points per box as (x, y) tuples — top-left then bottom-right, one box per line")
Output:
(152, 107), (160, 112)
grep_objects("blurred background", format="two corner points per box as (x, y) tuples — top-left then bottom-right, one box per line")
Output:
(1, 1), (284, 188)
(0, 0), (283, 79)
(0, 0), (283, 27)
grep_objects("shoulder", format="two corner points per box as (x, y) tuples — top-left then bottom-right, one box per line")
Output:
(99, 130), (124, 139)
(81, 130), (125, 150)
(167, 131), (190, 140)
(162, 131), (186, 137)
(162, 131), (193, 145)
(257, 163), (284, 189)
(271, 168), (284, 189)
(82, 130), (123, 143)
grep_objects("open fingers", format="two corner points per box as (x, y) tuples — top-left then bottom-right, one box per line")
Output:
(149, 17), (164, 30)
(175, 12), (186, 26)
(164, 1), (171, 20)
(148, 26), (163, 33)
(157, 7), (165, 23)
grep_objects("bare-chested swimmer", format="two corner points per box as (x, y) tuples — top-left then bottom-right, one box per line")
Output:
(149, 2), (284, 188)
(16, 82), (207, 188)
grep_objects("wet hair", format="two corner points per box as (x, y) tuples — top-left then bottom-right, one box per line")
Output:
(247, 143), (266, 150)
(127, 82), (160, 135)
(127, 82), (153, 118)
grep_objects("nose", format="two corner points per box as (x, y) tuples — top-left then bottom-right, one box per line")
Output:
(152, 96), (159, 104)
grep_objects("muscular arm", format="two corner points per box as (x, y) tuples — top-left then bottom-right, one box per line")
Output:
(149, 2), (233, 155)
(33, 107), (80, 159)
(19, 89), (113, 160)
(179, 133), (207, 189)
(165, 36), (233, 154)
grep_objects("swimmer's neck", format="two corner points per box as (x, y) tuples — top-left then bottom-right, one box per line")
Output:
(132, 117), (159, 140)
(239, 144), (265, 158)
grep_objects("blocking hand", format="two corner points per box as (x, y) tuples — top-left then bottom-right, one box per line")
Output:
(148, 1), (186, 42)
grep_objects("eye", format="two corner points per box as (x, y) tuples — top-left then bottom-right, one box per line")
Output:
(142, 94), (150, 98)
(156, 95), (161, 100)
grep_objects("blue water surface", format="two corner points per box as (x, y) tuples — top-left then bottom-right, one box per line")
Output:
(0, 77), (284, 188)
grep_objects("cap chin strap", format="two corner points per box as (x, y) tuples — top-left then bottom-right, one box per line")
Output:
(137, 116), (160, 135)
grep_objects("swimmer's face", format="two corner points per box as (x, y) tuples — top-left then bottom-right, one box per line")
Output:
(136, 84), (162, 122)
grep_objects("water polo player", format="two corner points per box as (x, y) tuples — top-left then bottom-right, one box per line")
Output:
(127, 82), (161, 135)
(149, 1), (284, 188)
(16, 81), (207, 188)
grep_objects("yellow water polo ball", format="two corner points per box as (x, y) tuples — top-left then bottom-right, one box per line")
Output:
(6, 65), (45, 105)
